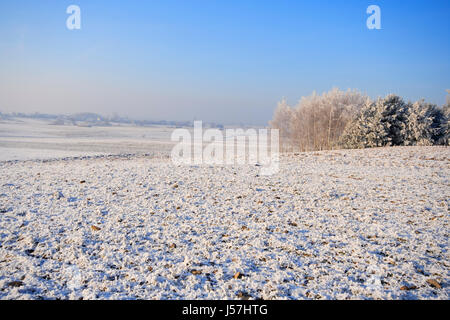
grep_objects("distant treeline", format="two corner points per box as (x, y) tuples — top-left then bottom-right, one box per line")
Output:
(0, 112), (223, 129)
(270, 88), (450, 151)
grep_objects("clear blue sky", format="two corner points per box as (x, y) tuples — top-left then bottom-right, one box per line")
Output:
(0, 0), (449, 125)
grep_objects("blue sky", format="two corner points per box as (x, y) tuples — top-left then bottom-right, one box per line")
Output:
(0, 0), (449, 125)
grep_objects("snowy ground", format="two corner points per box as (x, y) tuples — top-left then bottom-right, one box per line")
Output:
(0, 146), (448, 300)
(0, 119), (175, 161)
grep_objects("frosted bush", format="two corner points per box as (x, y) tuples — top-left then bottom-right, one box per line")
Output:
(340, 95), (449, 149)
(403, 101), (447, 146)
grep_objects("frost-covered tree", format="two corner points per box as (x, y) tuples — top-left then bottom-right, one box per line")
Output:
(341, 94), (449, 149)
(339, 99), (384, 148)
(403, 101), (447, 146)
(271, 88), (368, 151)
(320, 88), (369, 149)
(340, 94), (408, 148)
(272, 90), (449, 151)
(269, 98), (294, 150)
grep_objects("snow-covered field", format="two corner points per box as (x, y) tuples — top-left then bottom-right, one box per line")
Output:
(0, 119), (175, 161)
(0, 141), (448, 299)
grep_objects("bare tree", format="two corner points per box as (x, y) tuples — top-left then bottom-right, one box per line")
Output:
(269, 98), (294, 151)
(271, 88), (368, 151)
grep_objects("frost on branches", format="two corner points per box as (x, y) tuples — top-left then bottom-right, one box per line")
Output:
(339, 95), (448, 149)
(269, 88), (368, 151)
(271, 89), (449, 151)
(403, 101), (447, 146)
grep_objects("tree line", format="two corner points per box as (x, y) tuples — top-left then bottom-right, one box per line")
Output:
(270, 88), (449, 151)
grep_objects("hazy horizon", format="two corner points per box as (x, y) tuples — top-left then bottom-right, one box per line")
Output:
(1, 0), (449, 125)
